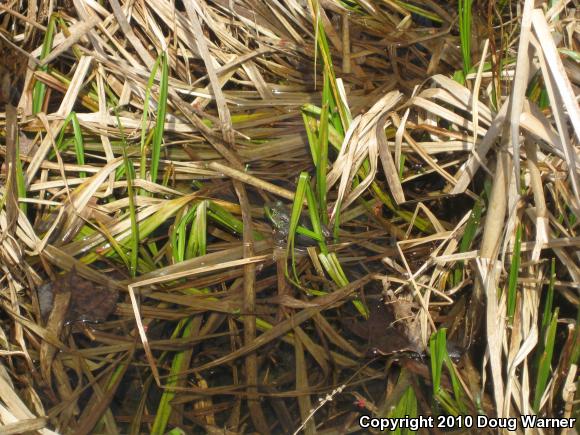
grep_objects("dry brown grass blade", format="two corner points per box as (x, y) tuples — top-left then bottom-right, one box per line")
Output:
(294, 333), (315, 435)
(108, 0), (155, 68)
(182, 3), (269, 429)
(530, 10), (580, 204)
(509, 0), (534, 197)
(41, 19), (100, 67)
(73, 351), (132, 435)
(0, 415), (50, 435)
(452, 100), (509, 194)
(378, 114), (406, 204)
(329, 91), (402, 218)
(184, 275), (371, 375)
(39, 286), (70, 386)
(0, 371), (57, 434)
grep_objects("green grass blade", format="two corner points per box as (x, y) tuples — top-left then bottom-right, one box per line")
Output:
(302, 103), (344, 151)
(284, 173), (366, 316)
(452, 199), (483, 285)
(70, 112), (86, 178)
(15, 136), (26, 214)
(52, 112), (86, 174)
(429, 329), (466, 415)
(317, 99), (329, 226)
(95, 357), (131, 433)
(172, 206), (193, 263)
(207, 201), (264, 241)
(188, 200), (207, 258)
(387, 386), (418, 435)
(541, 259), (556, 332)
(394, 0), (443, 23)
(95, 221), (130, 268)
(32, 15), (57, 114)
(151, 318), (195, 434)
(430, 330), (444, 394)
(303, 181), (327, 252)
(571, 308), (580, 367)
(533, 308), (558, 412)
(302, 110), (319, 163)
(140, 56), (161, 192)
(507, 224), (522, 323)
(123, 149), (139, 277)
(310, 1), (349, 132)
(81, 195), (195, 264)
(458, 0), (473, 76)
(287, 172), (310, 281)
(150, 52), (169, 183)
(371, 182), (431, 232)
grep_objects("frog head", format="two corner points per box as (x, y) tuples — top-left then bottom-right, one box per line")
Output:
(264, 200), (291, 237)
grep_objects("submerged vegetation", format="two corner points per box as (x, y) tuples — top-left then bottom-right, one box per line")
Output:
(0, 0), (578, 433)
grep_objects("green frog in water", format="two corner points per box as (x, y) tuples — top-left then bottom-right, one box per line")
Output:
(264, 200), (331, 247)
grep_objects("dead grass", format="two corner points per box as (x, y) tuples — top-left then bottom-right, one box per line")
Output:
(0, 0), (578, 433)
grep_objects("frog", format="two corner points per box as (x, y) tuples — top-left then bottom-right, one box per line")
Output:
(264, 200), (331, 247)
